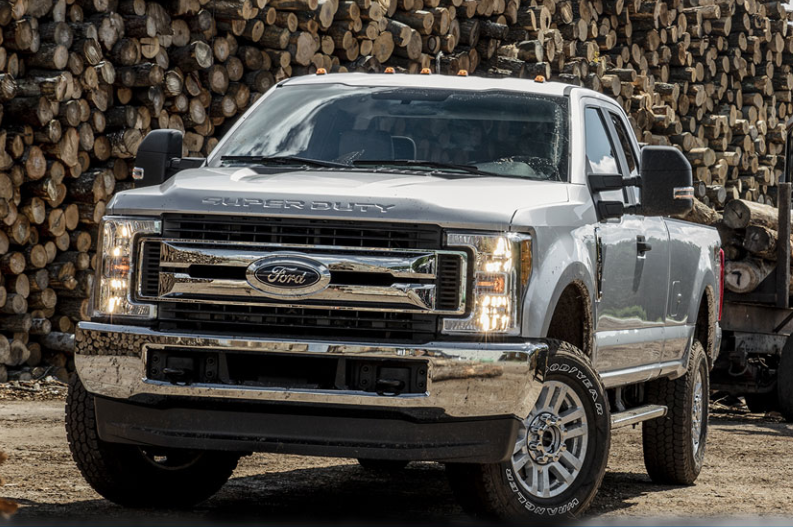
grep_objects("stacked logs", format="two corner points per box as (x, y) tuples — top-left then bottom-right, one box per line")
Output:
(0, 0), (792, 381)
(681, 197), (793, 295)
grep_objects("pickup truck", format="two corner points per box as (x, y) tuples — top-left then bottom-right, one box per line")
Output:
(66, 73), (723, 520)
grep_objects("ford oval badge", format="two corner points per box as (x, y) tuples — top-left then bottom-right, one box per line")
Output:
(246, 254), (331, 298)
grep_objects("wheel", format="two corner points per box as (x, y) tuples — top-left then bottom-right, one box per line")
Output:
(446, 341), (610, 521)
(778, 338), (793, 422)
(65, 375), (241, 508)
(357, 459), (409, 471)
(642, 340), (709, 485)
(744, 392), (777, 414)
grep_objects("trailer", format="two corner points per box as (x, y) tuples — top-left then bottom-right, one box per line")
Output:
(711, 172), (793, 418)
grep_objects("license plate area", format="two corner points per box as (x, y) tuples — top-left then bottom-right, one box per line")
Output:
(146, 348), (428, 395)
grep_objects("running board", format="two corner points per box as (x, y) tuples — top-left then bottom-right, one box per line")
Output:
(611, 404), (667, 429)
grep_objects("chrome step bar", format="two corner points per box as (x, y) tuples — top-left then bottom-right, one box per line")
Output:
(611, 404), (667, 429)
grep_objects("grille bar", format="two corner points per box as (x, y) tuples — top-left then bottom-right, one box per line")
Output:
(158, 303), (437, 342)
(140, 215), (466, 343)
(162, 214), (442, 249)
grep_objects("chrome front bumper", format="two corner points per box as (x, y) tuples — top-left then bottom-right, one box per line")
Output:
(75, 322), (548, 419)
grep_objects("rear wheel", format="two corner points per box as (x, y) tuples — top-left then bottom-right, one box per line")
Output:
(66, 375), (241, 508)
(642, 340), (708, 485)
(446, 341), (610, 521)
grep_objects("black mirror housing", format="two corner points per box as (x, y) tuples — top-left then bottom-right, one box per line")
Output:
(132, 129), (184, 188)
(640, 146), (694, 217)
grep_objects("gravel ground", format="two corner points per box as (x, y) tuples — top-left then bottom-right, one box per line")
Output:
(0, 394), (792, 525)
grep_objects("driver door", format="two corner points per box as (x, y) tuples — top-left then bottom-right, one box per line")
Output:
(583, 105), (656, 375)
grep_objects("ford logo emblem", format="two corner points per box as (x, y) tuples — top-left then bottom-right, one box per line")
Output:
(246, 254), (331, 298)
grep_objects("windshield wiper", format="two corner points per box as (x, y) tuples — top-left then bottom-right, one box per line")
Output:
(220, 155), (347, 168)
(352, 159), (498, 177)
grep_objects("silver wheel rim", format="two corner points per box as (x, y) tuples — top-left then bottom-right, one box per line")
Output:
(692, 367), (704, 456)
(511, 380), (588, 499)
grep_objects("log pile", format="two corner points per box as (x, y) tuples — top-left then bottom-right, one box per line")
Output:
(680, 197), (793, 295)
(0, 0), (792, 382)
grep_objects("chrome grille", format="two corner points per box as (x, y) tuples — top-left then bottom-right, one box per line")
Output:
(157, 303), (437, 341)
(136, 216), (468, 342)
(162, 214), (442, 249)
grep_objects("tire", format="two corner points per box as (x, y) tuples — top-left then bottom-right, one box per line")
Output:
(778, 339), (793, 422)
(446, 341), (610, 521)
(65, 375), (241, 508)
(357, 459), (409, 471)
(642, 340), (708, 485)
(744, 392), (777, 414)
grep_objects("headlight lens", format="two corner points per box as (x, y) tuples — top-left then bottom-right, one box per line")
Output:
(93, 216), (161, 319)
(442, 232), (531, 335)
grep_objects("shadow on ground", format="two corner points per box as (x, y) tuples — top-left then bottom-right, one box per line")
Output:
(5, 460), (693, 525)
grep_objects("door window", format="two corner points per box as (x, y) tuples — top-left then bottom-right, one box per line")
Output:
(609, 113), (638, 175)
(585, 107), (623, 203)
(584, 108), (620, 175)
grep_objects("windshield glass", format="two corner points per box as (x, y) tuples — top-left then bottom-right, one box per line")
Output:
(210, 84), (570, 181)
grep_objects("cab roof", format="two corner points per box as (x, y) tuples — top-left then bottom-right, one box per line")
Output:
(281, 72), (585, 98)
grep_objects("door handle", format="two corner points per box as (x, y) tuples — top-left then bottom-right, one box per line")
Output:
(637, 235), (652, 255)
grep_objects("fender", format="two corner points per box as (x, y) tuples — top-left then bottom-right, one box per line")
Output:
(524, 259), (596, 349)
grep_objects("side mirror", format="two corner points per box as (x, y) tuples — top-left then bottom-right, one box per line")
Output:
(132, 129), (184, 188)
(640, 146), (694, 217)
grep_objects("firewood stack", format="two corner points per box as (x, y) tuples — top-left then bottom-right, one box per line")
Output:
(0, 0), (791, 381)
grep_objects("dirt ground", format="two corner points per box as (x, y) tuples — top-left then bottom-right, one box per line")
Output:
(1, 393), (792, 525)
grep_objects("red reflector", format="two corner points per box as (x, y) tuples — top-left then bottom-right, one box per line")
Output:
(718, 248), (725, 321)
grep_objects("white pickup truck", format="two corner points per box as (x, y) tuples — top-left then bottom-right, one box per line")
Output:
(67, 73), (722, 520)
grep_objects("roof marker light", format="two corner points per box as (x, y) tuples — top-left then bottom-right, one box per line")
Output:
(534, 75), (546, 82)
(457, 69), (468, 76)
(384, 67), (395, 74)
(316, 68), (327, 75)
(420, 68), (432, 75)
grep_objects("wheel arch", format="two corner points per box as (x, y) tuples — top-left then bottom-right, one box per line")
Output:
(525, 259), (595, 357)
(694, 283), (718, 365)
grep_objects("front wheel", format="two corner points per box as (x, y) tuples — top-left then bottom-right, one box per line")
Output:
(66, 375), (241, 508)
(642, 340), (709, 485)
(446, 341), (610, 521)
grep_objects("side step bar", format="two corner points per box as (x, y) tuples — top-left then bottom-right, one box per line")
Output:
(611, 404), (667, 430)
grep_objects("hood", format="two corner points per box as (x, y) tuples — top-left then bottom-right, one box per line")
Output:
(109, 167), (570, 230)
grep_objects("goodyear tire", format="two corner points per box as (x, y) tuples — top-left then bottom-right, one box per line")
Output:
(65, 375), (241, 508)
(446, 341), (610, 521)
(642, 340), (708, 485)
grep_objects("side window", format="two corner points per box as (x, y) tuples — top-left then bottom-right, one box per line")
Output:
(584, 108), (620, 175)
(609, 113), (638, 175)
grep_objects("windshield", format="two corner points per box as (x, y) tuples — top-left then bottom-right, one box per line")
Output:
(210, 84), (570, 181)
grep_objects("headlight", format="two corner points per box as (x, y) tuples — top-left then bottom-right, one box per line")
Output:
(442, 232), (531, 335)
(93, 216), (161, 320)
